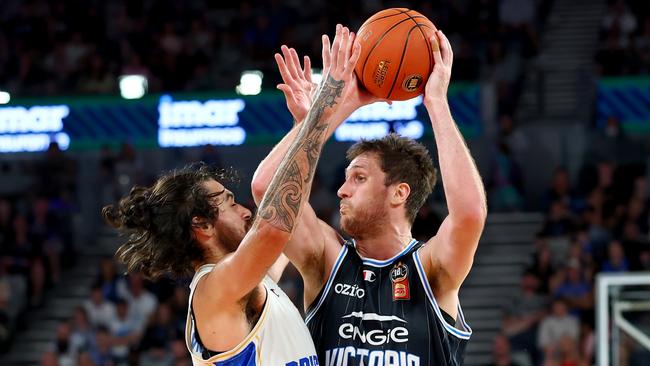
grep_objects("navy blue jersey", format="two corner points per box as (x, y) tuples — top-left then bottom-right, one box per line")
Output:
(306, 239), (471, 366)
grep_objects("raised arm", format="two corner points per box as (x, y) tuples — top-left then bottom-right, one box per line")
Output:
(251, 37), (332, 206)
(251, 26), (384, 306)
(422, 31), (487, 298)
(209, 26), (364, 302)
(252, 33), (383, 204)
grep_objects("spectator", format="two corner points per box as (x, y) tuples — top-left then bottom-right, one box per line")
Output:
(621, 220), (650, 270)
(170, 338), (190, 366)
(70, 306), (93, 356)
(544, 335), (583, 366)
(553, 261), (592, 314)
(77, 55), (115, 94)
(139, 303), (177, 353)
(139, 342), (173, 366)
(88, 326), (115, 366)
(95, 257), (124, 303)
(602, 0), (638, 45)
(543, 167), (582, 213)
(488, 141), (525, 211)
(167, 285), (189, 335)
(83, 285), (117, 329)
(77, 352), (96, 366)
(537, 299), (580, 358)
(117, 272), (157, 332)
(528, 241), (555, 295)
(485, 334), (525, 366)
(5, 214), (46, 307)
(30, 197), (63, 285)
(541, 200), (575, 237)
(601, 240), (630, 272)
(633, 15), (650, 73)
(47, 322), (76, 366)
(110, 299), (140, 365)
(579, 322), (595, 366)
(502, 271), (548, 364)
(41, 350), (60, 366)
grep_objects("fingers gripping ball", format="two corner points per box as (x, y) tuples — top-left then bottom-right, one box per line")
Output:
(355, 8), (437, 101)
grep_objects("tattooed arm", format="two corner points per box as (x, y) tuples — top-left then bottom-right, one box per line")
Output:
(198, 27), (361, 304)
(251, 26), (387, 308)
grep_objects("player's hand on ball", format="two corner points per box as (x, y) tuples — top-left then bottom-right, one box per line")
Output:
(275, 46), (317, 124)
(424, 30), (453, 105)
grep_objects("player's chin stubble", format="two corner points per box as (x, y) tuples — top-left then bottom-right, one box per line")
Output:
(340, 204), (386, 239)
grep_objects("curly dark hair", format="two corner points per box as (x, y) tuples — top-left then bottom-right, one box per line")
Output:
(346, 133), (437, 223)
(101, 162), (238, 280)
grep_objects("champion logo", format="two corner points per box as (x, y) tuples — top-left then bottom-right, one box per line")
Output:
(363, 270), (376, 282)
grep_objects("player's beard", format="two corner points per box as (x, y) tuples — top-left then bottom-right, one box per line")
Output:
(340, 197), (387, 240)
(217, 211), (255, 253)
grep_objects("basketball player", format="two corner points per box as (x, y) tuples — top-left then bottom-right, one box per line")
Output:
(102, 27), (362, 365)
(253, 25), (486, 365)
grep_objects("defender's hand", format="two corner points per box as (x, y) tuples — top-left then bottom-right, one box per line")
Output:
(275, 46), (317, 124)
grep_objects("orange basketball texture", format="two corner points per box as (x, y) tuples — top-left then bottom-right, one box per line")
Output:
(354, 8), (437, 101)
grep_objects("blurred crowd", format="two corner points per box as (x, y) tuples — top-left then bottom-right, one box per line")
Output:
(2, 0), (650, 365)
(492, 160), (650, 366)
(41, 260), (191, 366)
(0, 143), (77, 352)
(0, 0), (549, 119)
(596, 0), (650, 75)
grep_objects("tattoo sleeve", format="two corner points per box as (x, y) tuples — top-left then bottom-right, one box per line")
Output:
(258, 75), (345, 232)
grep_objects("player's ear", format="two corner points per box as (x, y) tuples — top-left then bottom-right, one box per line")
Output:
(191, 217), (214, 238)
(391, 182), (410, 206)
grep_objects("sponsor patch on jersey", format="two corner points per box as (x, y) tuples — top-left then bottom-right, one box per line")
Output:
(390, 262), (408, 282)
(339, 312), (410, 346)
(335, 283), (365, 298)
(363, 269), (376, 282)
(391, 262), (410, 300)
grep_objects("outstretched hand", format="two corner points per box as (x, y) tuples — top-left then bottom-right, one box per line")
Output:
(318, 24), (390, 124)
(274, 46), (318, 124)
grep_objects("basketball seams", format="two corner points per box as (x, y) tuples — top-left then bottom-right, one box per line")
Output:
(356, 8), (436, 100)
(359, 16), (418, 89)
(405, 11), (435, 84)
(385, 25), (423, 99)
(359, 9), (407, 29)
(358, 8), (426, 88)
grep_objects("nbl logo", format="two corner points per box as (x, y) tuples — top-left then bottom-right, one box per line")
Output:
(402, 75), (423, 92)
(390, 263), (408, 282)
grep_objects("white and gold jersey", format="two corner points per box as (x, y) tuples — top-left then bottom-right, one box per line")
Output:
(185, 264), (319, 365)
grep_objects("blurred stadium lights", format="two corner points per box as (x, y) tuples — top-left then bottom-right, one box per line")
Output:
(236, 70), (263, 95)
(311, 68), (323, 86)
(0, 91), (10, 104)
(119, 75), (148, 99)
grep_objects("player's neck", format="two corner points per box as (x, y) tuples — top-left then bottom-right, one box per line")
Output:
(354, 224), (413, 261)
(194, 239), (228, 269)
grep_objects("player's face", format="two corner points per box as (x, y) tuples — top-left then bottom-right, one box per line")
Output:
(337, 153), (389, 238)
(203, 180), (253, 253)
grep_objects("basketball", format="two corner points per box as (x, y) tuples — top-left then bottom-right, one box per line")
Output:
(355, 8), (437, 101)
